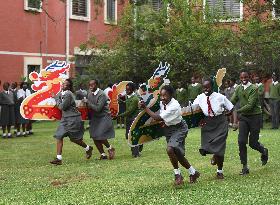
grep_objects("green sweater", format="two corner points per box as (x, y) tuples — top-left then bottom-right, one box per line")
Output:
(118, 94), (139, 119)
(176, 88), (188, 106)
(231, 84), (262, 115)
(256, 83), (264, 97)
(269, 83), (280, 100)
(188, 84), (202, 101)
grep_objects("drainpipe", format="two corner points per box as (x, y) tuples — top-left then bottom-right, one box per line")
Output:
(66, 0), (70, 64)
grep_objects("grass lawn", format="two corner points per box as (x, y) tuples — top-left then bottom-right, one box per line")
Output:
(0, 121), (279, 205)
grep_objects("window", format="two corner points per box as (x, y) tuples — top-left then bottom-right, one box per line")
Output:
(151, 0), (163, 11)
(27, 65), (41, 76)
(272, 0), (280, 19)
(24, 57), (42, 78)
(70, 0), (91, 21)
(24, 0), (42, 12)
(104, 0), (117, 24)
(204, 0), (243, 22)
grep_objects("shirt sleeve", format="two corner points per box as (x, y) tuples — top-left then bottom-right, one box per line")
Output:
(159, 104), (181, 124)
(56, 93), (72, 111)
(223, 96), (234, 111)
(192, 96), (200, 106)
(87, 94), (107, 112)
(237, 88), (258, 113)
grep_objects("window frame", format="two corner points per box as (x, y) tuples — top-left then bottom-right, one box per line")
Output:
(203, 0), (243, 23)
(24, 0), (42, 12)
(70, 0), (91, 22)
(104, 0), (118, 25)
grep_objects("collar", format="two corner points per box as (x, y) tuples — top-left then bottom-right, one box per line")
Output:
(177, 88), (184, 92)
(127, 92), (135, 99)
(273, 81), (279, 85)
(191, 83), (198, 87)
(5, 90), (9, 94)
(233, 84), (238, 88)
(93, 88), (100, 95)
(61, 90), (68, 96)
(256, 83), (262, 87)
(242, 82), (252, 90)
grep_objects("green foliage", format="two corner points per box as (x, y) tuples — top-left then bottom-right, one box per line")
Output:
(83, 0), (280, 86)
(0, 122), (280, 204)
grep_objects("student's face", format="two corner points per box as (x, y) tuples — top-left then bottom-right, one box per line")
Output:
(126, 85), (133, 95)
(240, 72), (249, 85)
(203, 81), (213, 96)
(22, 83), (28, 90)
(254, 76), (260, 84)
(160, 89), (172, 105)
(272, 75), (277, 81)
(62, 81), (70, 91)
(89, 80), (98, 92)
(3, 83), (9, 91)
(191, 77), (195, 84)
(11, 83), (17, 89)
(224, 81), (229, 88)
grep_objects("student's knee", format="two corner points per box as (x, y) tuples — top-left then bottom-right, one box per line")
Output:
(166, 146), (175, 155)
(238, 141), (246, 148)
(248, 139), (258, 150)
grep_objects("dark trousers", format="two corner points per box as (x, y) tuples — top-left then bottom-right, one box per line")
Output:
(269, 99), (280, 129)
(238, 114), (265, 165)
(126, 117), (143, 156)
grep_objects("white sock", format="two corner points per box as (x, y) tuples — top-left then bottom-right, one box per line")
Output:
(26, 131), (30, 134)
(188, 166), (196, 175)
(217, 169), (223, 174)
(107, 145), (112, 150)
(17, 132), (21, 135)
(121, 124), (125, 127)
(101, 153), (106, 157)
(22, 132), (26, 135)
(84, 145), (90, 151)
(8, 133), (11, 136)
(57, 155), (62, 160)
(174, 168), (181, 175)
(3, 133), (6, 137)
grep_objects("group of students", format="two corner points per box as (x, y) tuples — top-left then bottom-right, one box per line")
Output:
(50, 69), (271, 187)
(0, 81), (33, 138)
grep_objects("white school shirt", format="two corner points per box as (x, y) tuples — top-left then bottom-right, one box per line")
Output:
(17, 89), (31, 99)
(193, 92), (233, 117)
(159, 98), (182, 126)
(242, 82), (252, 90)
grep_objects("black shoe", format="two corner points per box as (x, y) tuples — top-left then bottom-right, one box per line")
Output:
(189, 171), (200, 183)
(216, 172), (224, 180)
(261, 148), (268, 166)
(50, 158), (62, 165)
(174, 174), (184, 186)
(239, 167), (249, 175)
(99, 155), (108, 160)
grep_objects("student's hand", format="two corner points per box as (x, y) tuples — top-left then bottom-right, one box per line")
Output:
(139, 100), (146, 109)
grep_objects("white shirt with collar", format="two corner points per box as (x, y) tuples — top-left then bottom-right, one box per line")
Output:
(127, 92), (135, 99)
(93, 88), (100, 96)
(242, 82), (252, 90)
(272, 81), (279, 85)
(191, 83), (198, 87)
(159, 98), (182, 126)
(193, 92), (233, 117)
(17, 89), (31, 99)
(256, 83), (263, 87)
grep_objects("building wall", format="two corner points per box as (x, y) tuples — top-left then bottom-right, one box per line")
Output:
(0, 0), (124, 86)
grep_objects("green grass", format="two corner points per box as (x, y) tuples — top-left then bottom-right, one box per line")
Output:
(0, 122), (279, 205)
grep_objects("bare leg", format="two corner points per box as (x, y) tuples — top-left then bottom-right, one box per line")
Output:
(94, 140), (105, 154)
(70, 139), (87, 148)
(56, 139), (63, 155)
(102, 140), (110, 148)
(2, 126), (6, 133)
(215, 155), (224, 170)
(174, 148), (191, 169)
(7, 125), (11, 133)
(166, 146), (179, 169)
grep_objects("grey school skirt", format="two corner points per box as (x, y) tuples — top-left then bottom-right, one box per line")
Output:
(89, 113), (115, 140)
(164, 120), (188, 156)
(54, 115), (84, 140)
(0, 105), (15, 126)
(200, 115), (228, 156)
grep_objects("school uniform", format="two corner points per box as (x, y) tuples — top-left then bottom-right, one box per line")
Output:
(269, 81), (280, 129)
(54, 91), (84, 140)
(75, 89), (88, 100)
(159, 98), (188, 156)
(0, 90), (15, 126)
(17, 89), (31, 124)
(118, 93), (143, 156)
(176, 88), (188, 107)
(256, 83), (265, 128)
(187, 83), (202, 103)
(87, 88), (115, 140)
(193, 92), (233, 156)
(231, 83), (267, 166)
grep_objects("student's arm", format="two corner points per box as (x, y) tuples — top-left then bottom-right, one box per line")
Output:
(237, 88), (258, 113)
(118, 98), (138, 118)
(139, 101), (163, 121)
(223, 96), (234, 115)
(87, 94), (107, 112)
(230, 87), (239, 105)
(56, 93), (72, 111)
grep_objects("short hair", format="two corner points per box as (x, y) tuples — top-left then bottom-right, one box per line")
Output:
(20, 82), (28, 89)
(203, 78), (214, 88)
(107, 83), (113, 88)
(230, 78), (236, 83)
(240, 69), (250, 75)
(3, 82), (10, 88)
(65, 78), (74, 92)
(126, 82), (135, 91)
(161, 85), (175, 97)
(90, 79), (99, 86)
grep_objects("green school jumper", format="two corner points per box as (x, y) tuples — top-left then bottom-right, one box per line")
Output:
(269, 83), (280, 101)
(188, 84), (202, 102)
